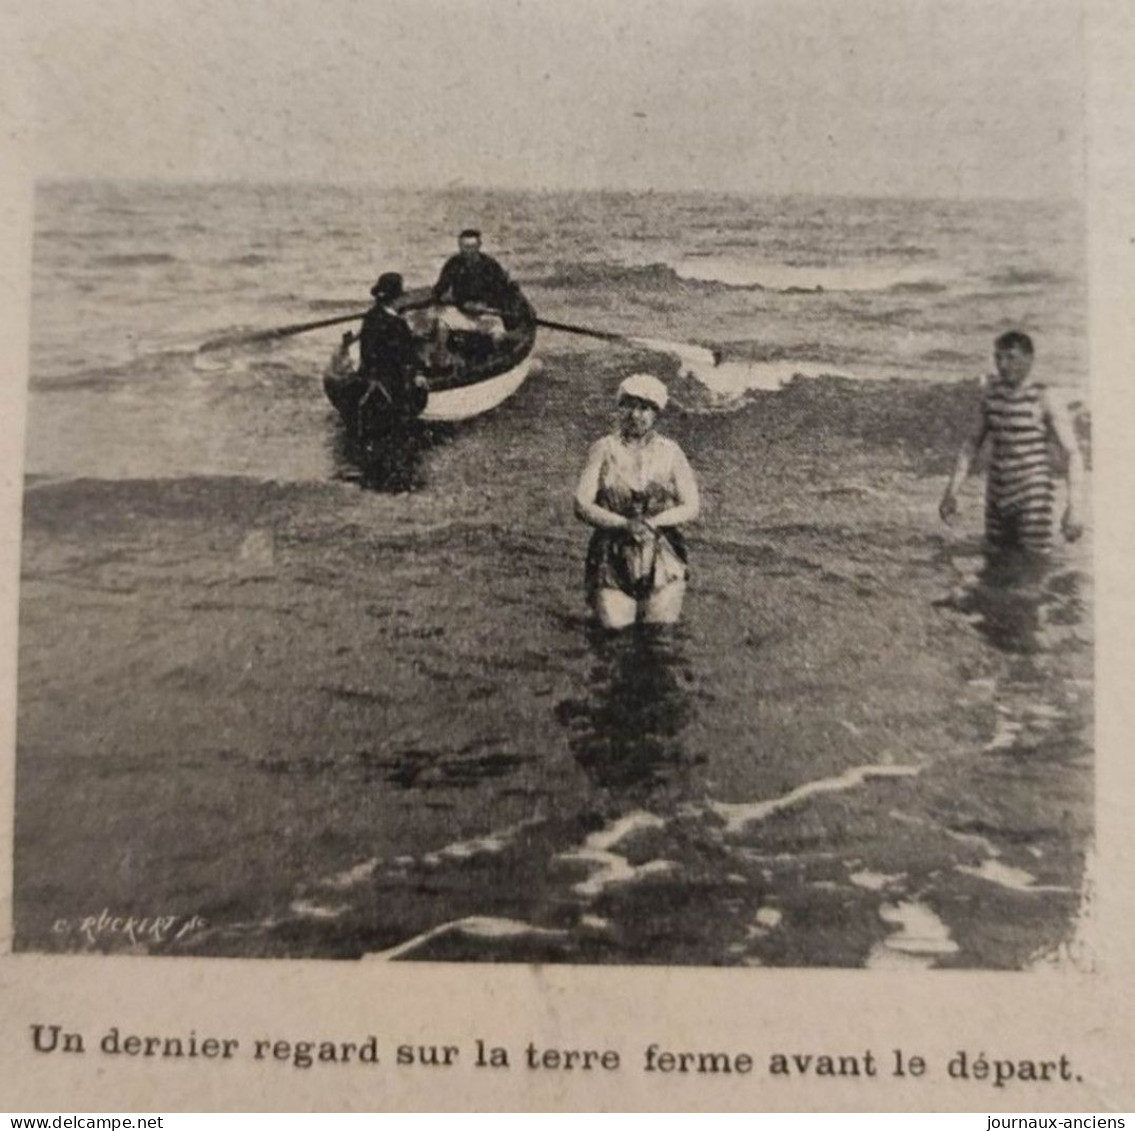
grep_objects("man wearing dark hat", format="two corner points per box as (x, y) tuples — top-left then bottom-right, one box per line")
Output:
(323, 271), (425, 419)
(359, 272), (418, 387)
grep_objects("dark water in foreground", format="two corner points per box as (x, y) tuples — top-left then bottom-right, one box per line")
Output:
(14, 183), (1091, 966)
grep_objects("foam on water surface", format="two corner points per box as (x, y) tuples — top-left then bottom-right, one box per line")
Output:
(707, 764), (921, 837)
(849, 871), (905, 892)
(689, 359), (863, 397)
(674, 256), (952, 293)
(421, 817), (543, 867)
(957, 860), (1072, 894)
(289, 898), (348, 920)
(555, 811), (673, 898)
(364, 916), (569, 961)
(869, 901), (959, 968)
(319, 858), (381, 891)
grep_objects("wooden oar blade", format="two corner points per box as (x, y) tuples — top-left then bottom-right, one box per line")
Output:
(535, 317), (720, 373)
(626, 337), (720, 372)
(533, 316), (621, 343)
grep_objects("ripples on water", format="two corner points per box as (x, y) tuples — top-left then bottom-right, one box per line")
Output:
(14, 181), (1092, 967)
(557, 627), (699, 793)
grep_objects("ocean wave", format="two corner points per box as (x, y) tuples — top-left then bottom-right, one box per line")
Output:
(531, 257), (834, 294)
(29, 348), (201, 392)
(713, 338), (879, 368)
(680, 360), (865, 398)
(90, 205), (141, 218)
(987, 267), (1066, 288)
(920, 347), (977, 366)
(30, 371), (129, 393)
(307, 297), (364, 311)
(676, 257), (948, 293)
(888, 280), (949, 294)
(862, 245), (936, 261)
(91, 252), (178, 268)
(36, 227), (121, 242)
(21, 475), (320, 532)
(532, 261), (697, 291)
(694, 235), (773, 249)
(225, 253), (271, 267)
(670, 372), (997, 468)
(687, 217), (771, 234)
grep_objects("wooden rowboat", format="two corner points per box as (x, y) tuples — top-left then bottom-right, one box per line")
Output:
(409, 288), (537, 424)
(326, 286), (538, 431)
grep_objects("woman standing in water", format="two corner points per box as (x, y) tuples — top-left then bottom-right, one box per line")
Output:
(574, 374), (700, 629)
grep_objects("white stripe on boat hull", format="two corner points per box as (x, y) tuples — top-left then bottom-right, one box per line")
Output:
(420, 358), (533, 422)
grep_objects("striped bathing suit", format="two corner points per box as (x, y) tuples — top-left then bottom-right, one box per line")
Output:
(983, 376), (1055, 551)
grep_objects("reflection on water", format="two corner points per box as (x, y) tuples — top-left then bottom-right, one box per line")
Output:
(555, 625), (698, 794)
(326, 416), (434, 492)
(938, 547), (1087, 657)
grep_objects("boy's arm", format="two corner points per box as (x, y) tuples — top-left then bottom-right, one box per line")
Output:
(939, 411), (989, 523)
(1043, 390), (1085, 541)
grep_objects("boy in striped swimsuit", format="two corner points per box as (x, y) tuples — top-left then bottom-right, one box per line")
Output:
(939, 331), (1083, 553)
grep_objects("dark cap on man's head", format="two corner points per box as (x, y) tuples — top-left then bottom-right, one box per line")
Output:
(370, 272), (404, 299)
(459, 228), (482, 241)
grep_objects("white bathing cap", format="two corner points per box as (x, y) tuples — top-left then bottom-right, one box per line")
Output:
(617, 373), (669, 412)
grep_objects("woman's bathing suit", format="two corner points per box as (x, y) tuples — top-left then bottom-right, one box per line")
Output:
(583, 433), (691, 598)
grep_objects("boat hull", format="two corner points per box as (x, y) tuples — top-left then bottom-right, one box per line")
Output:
(326, 291), (538, 429)
(419, 356), (534, 422)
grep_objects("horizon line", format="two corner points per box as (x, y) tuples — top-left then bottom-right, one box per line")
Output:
(34, 174), (1083, 209)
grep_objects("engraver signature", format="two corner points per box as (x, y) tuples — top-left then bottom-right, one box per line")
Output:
(53, 909), (208, 946)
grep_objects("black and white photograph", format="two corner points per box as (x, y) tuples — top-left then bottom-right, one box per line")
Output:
(10, 0), (1094, 977)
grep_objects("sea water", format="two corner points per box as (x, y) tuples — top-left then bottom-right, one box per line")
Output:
(15, 181), (1091, 966)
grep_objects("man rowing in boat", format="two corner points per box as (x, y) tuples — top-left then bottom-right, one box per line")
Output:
(429, 229), (531, 357)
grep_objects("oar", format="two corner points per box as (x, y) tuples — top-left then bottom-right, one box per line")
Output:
(535, 316), (721, 369)
(198, 292), (436, 353)
(198, 310), (370, 352)
(199, 300), (721, 378)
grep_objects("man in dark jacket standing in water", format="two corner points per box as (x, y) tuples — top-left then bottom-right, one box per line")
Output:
(359, 272), (420, 399)
(324, 271), (427, 419)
